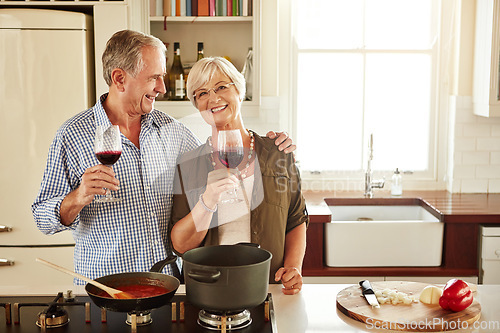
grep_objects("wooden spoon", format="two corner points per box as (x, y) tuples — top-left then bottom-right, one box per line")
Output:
(36, 258), (134, 299)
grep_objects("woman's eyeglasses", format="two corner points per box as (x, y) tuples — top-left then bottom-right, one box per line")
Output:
(193, 82), (235, 102)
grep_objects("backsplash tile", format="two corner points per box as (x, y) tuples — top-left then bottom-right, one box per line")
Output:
(489, 180), (500, 193)
(491, 152), (500, 164)
(491, 124), (500, 136)
(477, 137), (500, 151)
(461, 179), (488, 193)
(462, 152), (489, 165)
(450, 95), (500, 193)
(463, 123), (491, 137)
(476, 165), (500, 178)
(453, 165), (476, 179)
(454, 137), (476, 152)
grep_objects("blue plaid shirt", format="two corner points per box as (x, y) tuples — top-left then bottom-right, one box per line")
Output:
(32, 94), (200, 284)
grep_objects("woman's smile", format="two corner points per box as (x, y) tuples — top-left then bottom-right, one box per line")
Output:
(210, 104), (228, 113)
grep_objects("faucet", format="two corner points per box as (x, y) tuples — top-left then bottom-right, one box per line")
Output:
(364, 134), (385, 198)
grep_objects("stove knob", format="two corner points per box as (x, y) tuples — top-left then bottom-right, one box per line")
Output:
(65, 290), (75, 302)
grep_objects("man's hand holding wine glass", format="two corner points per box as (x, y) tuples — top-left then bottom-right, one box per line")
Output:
(93, 125), (123, 203)
(77, 165), (120, 206)
(59, 164), (120, 226)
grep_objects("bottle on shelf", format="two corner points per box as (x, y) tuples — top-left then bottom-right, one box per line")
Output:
(391, 168), (403, 196)
(197, 42), (204, 61)
(168, 42), (186, 101)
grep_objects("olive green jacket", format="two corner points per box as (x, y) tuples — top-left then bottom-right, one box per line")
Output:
(170, 132), (309, 283)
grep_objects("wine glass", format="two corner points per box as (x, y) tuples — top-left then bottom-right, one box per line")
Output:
(94, 125), (122, 203)
(217, 129), (244, 203)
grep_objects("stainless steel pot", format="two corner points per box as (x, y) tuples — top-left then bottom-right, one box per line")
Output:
(182, 244), (272, 312)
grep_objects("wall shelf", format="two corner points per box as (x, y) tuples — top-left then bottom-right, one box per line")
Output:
(154, 100), (260, 119)
(146, 0), (261, 118)
(150, 16), (252, 22)
(0, 0), (125, 3)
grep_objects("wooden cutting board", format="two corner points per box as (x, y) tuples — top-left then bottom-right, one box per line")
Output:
(336, 281), (481, 332)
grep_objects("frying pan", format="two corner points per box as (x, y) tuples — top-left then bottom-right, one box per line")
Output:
(85, 256), (180, 312)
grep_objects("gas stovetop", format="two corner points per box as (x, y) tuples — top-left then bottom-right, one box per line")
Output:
(0, 291), (276, 333)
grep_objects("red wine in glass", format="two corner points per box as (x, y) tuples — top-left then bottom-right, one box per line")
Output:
(95, 151), (122, 165)
(217, 130), (244, 203)
(217, 149), (244, 169)
(94, 125), (122, 203)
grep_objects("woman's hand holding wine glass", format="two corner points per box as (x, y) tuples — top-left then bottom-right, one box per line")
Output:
(202, 169), (240, 208)
(94, 125), (123, 203)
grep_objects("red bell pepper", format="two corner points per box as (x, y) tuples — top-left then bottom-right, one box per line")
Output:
(439, 279), (473, 312)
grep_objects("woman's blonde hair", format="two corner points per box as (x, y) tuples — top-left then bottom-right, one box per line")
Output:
(187, 57), (246, 108)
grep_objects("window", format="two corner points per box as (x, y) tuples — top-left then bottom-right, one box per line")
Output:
(292, 0), (439, 181)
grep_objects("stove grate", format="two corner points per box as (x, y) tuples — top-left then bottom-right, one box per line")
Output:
(13, 292), (90, 327)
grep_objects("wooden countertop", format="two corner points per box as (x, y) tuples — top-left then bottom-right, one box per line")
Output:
(303, 190), (500, 223)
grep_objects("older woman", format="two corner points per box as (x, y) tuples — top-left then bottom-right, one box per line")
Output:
(169, 57), (308, 295)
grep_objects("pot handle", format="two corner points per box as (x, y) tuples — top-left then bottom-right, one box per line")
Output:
(187, 269), (221, 283)
(236, 242), (260, 248)
(150, 255), (178, 273)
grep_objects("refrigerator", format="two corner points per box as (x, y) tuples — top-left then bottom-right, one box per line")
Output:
(0, 8), (95, 285)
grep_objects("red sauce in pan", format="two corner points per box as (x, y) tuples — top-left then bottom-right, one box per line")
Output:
(96, 285), (171, 299)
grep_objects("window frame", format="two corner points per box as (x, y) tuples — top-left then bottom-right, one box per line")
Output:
(285, 0), (450, 191)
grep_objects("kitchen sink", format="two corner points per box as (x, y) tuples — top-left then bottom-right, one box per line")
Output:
(324, 198), (444, 267)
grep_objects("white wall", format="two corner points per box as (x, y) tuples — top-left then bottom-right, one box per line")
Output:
(446, 0), (500, 193)
(449, 96), (500, 193)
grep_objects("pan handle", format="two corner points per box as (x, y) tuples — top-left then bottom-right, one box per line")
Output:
(236, 242), (260, 248)
(187, 269), (221, 283)
(150, 255), (178, 273)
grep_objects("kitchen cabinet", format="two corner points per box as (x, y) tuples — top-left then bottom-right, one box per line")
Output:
(303, 220), (480, 280)
(303, 191), (500, 282)
(0, 247), (74, 286)
(145, 0), (261, 119)
(480, 226), (500, 284)
(473, 0), (500, 117)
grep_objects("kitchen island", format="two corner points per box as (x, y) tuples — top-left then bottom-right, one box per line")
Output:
(271, 283), (500, 332)
(1, 283), (499, 332)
